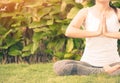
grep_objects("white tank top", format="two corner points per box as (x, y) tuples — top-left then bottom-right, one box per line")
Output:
(80, 8), (120, 66)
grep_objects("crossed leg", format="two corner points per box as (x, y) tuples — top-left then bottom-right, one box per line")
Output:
(53, 60), (104, 76)
(53, 60), (120, 76)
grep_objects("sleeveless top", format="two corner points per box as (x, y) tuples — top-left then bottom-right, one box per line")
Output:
(80, 8), (120, 66)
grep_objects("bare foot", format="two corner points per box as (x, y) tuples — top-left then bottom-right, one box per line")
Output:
(103, 65), (120, 74)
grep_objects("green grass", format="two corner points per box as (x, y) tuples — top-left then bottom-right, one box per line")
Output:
(0, 63), (120, 83)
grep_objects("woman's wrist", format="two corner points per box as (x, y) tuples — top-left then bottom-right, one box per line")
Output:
(96, 30), (102, 36)
(90, 31), (101, 37)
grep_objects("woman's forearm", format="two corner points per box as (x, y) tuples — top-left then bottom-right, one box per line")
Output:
(65, 27), (101, 38)
(103, 32), (120, 39)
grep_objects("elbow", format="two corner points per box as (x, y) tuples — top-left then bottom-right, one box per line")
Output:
(65, 31), (70, 37)
(65, 31), (74, 38)
(65, 26), (74, 37)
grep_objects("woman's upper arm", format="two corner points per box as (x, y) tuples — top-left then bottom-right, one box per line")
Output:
(68, 8), (88, 28)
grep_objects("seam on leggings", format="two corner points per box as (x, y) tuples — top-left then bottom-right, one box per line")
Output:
(91, 66), (103, 68)
(71, 64), (77, 75)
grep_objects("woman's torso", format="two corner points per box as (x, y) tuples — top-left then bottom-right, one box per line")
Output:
(80, 7), (120, 66)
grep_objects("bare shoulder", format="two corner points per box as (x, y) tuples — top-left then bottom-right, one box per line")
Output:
(70, 8), (89, 28)
(76, 7), (89, 18)
(79, 7), (88, 12)
(117, 8), (120, 19)
(116, 8), (120, 14)
(117, 8), (120, 12)
(78, 8), (88, 15)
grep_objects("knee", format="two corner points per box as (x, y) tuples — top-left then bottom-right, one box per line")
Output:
(53, 60), (66, 76)
(53, 60), (72, 76)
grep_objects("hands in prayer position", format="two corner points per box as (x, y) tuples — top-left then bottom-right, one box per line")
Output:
(97, 11), (120, 39)
(65, 8), (120, 39)
(97, 13), (108, 37)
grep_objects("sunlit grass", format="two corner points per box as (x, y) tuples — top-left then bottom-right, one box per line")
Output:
(0, 63), (120, 83)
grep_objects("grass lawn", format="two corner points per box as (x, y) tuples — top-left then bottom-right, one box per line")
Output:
(0, 63), (120, 83)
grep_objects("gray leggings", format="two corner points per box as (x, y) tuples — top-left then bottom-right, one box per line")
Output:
(53, 60), (120, 76)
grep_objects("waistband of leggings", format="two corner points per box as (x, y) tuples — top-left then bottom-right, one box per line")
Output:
(91, 66), (103, 68)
